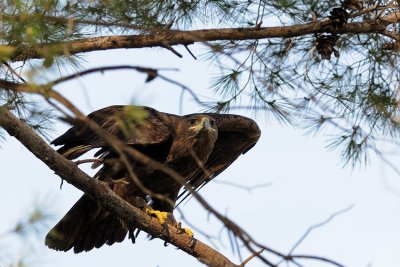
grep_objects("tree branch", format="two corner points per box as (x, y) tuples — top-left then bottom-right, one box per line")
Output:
(9, 21), (386, 62)
(0, 107), (238, 267)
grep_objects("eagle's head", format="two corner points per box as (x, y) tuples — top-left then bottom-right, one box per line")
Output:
(185, 115), (218, 142)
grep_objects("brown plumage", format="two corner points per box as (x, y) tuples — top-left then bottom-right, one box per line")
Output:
(45, 105), (260, 253)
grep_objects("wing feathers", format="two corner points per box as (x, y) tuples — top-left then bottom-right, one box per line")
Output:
(47, 106), (261, 252)
(178, 113), (261, 203)
(52, 106), (172, 159)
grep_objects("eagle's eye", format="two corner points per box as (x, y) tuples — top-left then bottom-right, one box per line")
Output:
(189, 118), (197, 125)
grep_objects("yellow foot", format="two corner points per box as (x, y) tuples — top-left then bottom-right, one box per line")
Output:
(144, 209), (194, 239)
(182, 227), (193, 237)
(176, 222), (194, 238)
(145, 208), (168, 224)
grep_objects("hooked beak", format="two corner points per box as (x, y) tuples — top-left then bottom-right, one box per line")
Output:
(189, 117), (214, 133)
(201, 117), (211, 129)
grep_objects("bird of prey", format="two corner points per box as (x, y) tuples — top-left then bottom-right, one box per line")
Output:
(45, 105), (261, 253)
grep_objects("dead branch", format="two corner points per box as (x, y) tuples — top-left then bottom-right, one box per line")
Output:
(288, 204), (355, 255)
(47, 65), (164, 86)
(213, 180), (272, 193)
(240, 249), (265, 266)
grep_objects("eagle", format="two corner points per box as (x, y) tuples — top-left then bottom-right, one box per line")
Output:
(45, 105), (261, 253)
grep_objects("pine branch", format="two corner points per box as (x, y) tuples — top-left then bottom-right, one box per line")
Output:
(0, 107), (238, 267)
(8, 20), (386, 62)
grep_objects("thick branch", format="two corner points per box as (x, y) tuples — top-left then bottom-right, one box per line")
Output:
(0, 108), (237, 267)
(10, 21), (386, 62)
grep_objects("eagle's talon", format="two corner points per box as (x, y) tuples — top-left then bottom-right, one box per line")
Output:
(188, 233), (195, 245)
(182, 227), (194, 238)
(161, 221), (170, 235)
(175, 221), (194, 238)
(175, 221), (182, 233)
(145, 208), (168, 225)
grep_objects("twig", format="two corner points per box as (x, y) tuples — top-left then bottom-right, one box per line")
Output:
(184, 45), (198, 60)
(288, 204), (355, 254)
(161, 42), (183, 58)
(1, 62), (27, 83)
(381, 30), (400, 41)
(374, 149), (400, 176)
(213, 180), (272, 193)
(240, 249), (264, 266)
(48, 65), (177, 86)
(290, 255), (346, 267)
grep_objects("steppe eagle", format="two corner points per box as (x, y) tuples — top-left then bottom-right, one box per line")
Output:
(45, 105), (260, 253)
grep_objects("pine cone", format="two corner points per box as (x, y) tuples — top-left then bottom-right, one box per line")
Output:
(329, 7), (349, 28)
(316, 34), (339, 60)
(341, 0), (363, 11)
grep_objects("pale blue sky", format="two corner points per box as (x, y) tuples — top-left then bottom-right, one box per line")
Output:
(1, 44), (399, 267)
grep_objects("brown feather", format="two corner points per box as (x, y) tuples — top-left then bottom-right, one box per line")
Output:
(46, 105), (260, 252)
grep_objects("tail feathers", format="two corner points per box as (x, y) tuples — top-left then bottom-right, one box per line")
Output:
(72, 214), (128, 253)
(45, 195), (100, 252)
(45, 194), (130, 253)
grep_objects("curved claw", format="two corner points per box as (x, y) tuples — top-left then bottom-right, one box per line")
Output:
(175, 221), (194, 239)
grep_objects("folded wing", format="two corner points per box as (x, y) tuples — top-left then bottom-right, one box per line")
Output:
(178, 113), (261, 203)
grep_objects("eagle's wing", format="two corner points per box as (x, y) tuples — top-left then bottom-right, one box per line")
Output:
(52, 105), (172, 159)
(177, 113), (261, 203)
(46, 105), (175, 253)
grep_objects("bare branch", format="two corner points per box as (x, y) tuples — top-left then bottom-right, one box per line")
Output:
(1, 62), (27, 83)
(288, 204), (355, 255)
(240, 249), (264, 267)
(47, 65), (171, 86)
(289, 255), (346, 267)
(8, 21), (386, 62)
(213, 180), (272, 193)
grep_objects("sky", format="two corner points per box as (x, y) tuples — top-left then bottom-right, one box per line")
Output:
(1, 43), (400, 267)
